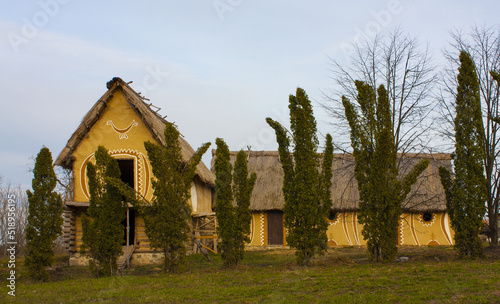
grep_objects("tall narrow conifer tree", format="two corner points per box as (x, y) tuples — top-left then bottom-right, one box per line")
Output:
(342, 82), (429, 262)
(266, 88), (334, 266)
(143, 122), (210, 272)
(25, 147), (63, 281)
(81, 145), (126, 276)
(233, 150), (256, 262)
(439, 51), (487, 259)
(214, 139), (256, 267)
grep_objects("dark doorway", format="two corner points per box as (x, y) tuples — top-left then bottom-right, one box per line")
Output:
(117, 159), (134, 190)
(267, 210), (284, 245)
(121, 209), (135, 246)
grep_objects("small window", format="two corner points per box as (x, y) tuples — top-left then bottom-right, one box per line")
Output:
(328, 211), (337, 222)
(422, 212), (433, 222)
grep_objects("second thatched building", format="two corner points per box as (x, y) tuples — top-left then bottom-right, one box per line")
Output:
(217, 151), (454, 247)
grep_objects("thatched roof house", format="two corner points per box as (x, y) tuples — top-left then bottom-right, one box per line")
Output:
(217, 151), (454, 247)
(56, 77), (216, 266)
(55, 77), (214, 187)
(219, 151), (451, 213)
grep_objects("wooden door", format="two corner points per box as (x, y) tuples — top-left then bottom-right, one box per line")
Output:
(267, 210), (284, 245)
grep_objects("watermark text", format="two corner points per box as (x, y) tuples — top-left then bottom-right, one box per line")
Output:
(7, 0), (72, 53)
(213, 0), (244, 21)
(338, 0), (406, 57)
(6, 194), (17, 297)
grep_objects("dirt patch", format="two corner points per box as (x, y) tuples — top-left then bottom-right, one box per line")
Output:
(264, 249), (295, 255)
(484, 246), (500, 259)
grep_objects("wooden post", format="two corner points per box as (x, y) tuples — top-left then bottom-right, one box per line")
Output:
(126, 208), (130, 268)
(214, 216), (218, 253)
(194, 218), (200, 254)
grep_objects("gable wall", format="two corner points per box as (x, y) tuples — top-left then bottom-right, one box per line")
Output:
(72, 90), (157, 202)
(70, 89), (213, 211)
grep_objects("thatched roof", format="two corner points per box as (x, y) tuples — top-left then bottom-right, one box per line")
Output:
(214, 151), (451, 212)
(55, 77), (215, 187)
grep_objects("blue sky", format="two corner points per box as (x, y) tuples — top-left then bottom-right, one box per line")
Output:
(0, 0), (498, 189)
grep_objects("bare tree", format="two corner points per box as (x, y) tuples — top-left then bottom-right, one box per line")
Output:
(0, 170), (70, 258)
(55, 166), (74, 202)
(437, 25), (500, 247)
(0, 177), (28, 257)
(321, 28), (437, 156)
(52, 163), (74, 254)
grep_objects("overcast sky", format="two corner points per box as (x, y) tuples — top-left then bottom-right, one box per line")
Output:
(1, 0), (498, 189)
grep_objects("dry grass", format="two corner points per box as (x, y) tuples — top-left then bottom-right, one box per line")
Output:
(1, 246), (499, 303)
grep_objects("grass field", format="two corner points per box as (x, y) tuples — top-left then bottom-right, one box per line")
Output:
(1, 246), (499, 303)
